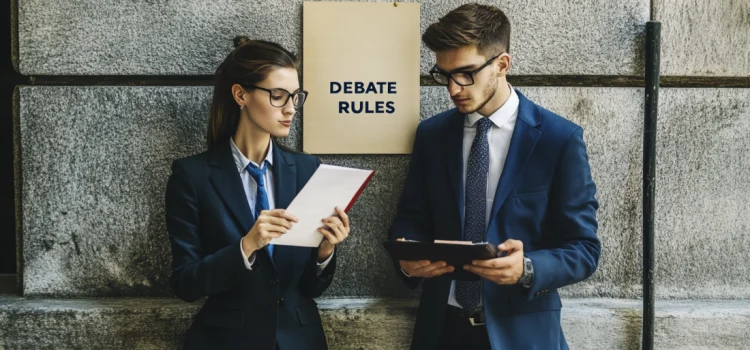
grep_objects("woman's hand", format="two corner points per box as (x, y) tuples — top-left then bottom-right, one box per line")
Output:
(317, 207), (350, 262)
(242, 209), (298, 255)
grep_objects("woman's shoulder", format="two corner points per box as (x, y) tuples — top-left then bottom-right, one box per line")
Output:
(170, 150), (212, 175)
(275, 143), (321, 168)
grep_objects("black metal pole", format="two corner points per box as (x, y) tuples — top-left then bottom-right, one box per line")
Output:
(643, 21), (661, 350)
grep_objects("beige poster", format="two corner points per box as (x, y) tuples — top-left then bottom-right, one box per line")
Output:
(303, 2), (421, 154)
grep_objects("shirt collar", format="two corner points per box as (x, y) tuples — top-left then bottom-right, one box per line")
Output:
(466, 83), (519, 128)
(229, 137), (274, 173)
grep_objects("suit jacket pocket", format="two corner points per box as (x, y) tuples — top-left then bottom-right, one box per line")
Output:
(512, 289), (561, 315)
(513, 185), (549, 198)
(295, 303), (322, 326)
(198, 307), (245, 329)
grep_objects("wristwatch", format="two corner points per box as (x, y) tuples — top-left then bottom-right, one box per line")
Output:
(518, 256), (534, 288)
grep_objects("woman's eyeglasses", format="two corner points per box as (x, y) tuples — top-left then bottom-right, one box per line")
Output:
(245, 85), (308, 108)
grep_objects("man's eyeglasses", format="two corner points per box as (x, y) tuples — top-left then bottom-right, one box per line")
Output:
(245, 85), (308, 108)
(429, 54), (502, 87)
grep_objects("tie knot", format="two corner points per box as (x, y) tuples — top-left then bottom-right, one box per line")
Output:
(476, 117), (493, 133)
(246, 161), (268, 187)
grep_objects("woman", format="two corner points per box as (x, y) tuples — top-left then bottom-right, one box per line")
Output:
(166, 36), (350, 350)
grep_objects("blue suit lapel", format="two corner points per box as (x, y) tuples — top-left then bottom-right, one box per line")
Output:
(443, 110), (466, 238)
(272, 141), (297, 210)
(488, 90), (542, 228)
(270, 142), (297, 267)
(208, 141), (253, 236)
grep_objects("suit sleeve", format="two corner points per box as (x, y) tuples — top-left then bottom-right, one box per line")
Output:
(388, 124), (434, 289)
(299, 248), (337, 298)
(166, 160), (248, 302)
(298, 156), (337, 298)
(525, 127), (601, 299)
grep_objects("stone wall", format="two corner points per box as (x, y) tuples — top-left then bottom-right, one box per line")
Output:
(7, 0), (750, 348)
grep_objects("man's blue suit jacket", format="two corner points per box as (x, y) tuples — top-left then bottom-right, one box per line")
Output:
(389, 90), (600, 350)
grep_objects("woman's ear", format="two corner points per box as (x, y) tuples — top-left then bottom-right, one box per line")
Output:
(231, 84), (247, 109)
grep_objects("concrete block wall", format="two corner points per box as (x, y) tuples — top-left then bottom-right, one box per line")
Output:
(5, 0), (749, 348)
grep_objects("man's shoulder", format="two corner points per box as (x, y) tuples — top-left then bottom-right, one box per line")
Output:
(521, 94), (582, 139)
(418, 108), (460, 134)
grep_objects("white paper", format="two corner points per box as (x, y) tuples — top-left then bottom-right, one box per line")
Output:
(270, 164), (373, 247)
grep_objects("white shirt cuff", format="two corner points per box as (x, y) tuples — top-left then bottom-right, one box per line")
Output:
(316, 249), (334, 276)
(240, 237), (256, 270)
(400, 268), (412, 278)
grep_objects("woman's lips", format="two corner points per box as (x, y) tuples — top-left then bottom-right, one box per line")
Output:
(279, 120), (292, 127)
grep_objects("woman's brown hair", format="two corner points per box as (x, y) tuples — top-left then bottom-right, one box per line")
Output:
(207, 36), (299, 150)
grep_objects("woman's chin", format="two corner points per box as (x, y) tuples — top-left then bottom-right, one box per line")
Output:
(271, 129), (291, 138)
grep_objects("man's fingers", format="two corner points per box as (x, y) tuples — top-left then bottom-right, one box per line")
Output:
(410, 260), (431, 268)
(428, 266), (455, 277)
(471, 257), (513, 268)
(415, 261), (449, 275)
(464, 265), (504, 277)
(498, 239), (523, 253)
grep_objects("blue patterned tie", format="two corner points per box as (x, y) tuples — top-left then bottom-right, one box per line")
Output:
(456, 117), (492, 313)
(247, 161), (272, 257)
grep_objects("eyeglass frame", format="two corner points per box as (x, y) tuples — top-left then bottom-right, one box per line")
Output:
(429, 54), (503, 87)
(243, 84), (309, 108)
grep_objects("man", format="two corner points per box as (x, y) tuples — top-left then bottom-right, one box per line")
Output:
(389, 3), (600, 349)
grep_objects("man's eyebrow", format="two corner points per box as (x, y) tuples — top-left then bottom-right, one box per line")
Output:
(435, 64), (478, 73)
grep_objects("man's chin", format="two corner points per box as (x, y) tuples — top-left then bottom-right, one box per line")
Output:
(454, 104), (476, 114)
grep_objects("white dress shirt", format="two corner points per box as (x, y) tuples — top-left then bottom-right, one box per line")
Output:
(231, 138), (333, 274)
(448, 84), (519, 308)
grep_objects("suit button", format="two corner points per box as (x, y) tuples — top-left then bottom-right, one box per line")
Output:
(270, 279), (278, 285)
(278, 297), (285, 306)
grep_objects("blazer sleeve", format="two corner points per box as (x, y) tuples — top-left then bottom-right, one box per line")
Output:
(524, 127), (601, 299)
(388, 124), (434, 289)
(299, 247), (337, 298)
(166, 159), (248, 302)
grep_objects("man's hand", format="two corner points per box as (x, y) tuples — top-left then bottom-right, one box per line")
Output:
(463, 239), (524, 285)
(400, 260), (454, 278)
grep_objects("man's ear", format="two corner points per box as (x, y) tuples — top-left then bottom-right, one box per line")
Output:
(496, 53), (511, 76)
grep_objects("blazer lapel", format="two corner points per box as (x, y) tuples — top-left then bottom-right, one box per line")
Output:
(272, 142), (297, 210)
(208, 141), (253, 235)
(488, 91), (542, 227)
(269, 142), (297, 266)
(442, 110), (466, 237)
